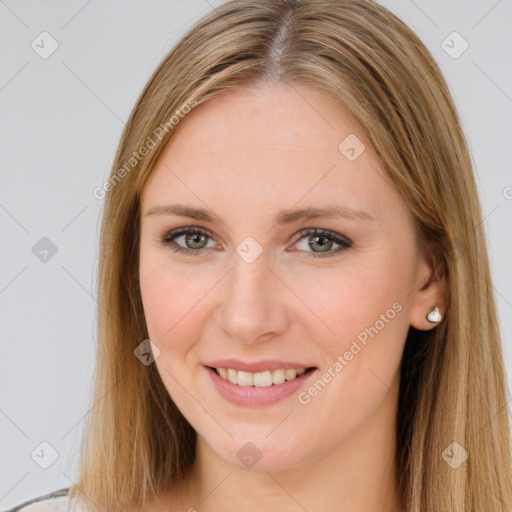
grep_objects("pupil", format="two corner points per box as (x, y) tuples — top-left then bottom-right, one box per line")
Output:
(188, 233), (206, 248)
(311, 235), (331, 252)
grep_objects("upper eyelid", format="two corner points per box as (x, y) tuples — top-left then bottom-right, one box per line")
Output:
(165, 226), (217, 242)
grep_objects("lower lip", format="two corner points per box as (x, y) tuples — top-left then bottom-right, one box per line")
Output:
(205, 366), (317, 407)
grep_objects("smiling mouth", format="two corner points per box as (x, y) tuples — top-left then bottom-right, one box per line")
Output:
(206, 366), (316, 387)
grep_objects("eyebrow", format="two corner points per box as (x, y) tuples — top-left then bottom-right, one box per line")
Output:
(144, 203), (376, 224)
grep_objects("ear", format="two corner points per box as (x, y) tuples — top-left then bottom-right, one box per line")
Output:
(409, 241), (447, 331)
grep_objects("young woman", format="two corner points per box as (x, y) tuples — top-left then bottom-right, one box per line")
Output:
(9, 0), (511, 510)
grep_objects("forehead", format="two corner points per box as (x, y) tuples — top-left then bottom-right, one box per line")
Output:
(141, 83), (403, 223)
(161, 83), (366, 161)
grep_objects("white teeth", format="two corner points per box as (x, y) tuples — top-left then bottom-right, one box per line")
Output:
(227, 368), (238, 385)
(253, 370), (273, 387)
(215, 367), (308, 387)
(284, 369), (297, 381)
(272, 369), (286, 385)
(237, 370), (253, 387)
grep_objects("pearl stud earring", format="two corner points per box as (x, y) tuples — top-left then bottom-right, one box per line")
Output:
(426, 306), (442, 323)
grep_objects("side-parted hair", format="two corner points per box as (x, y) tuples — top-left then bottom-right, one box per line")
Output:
(69, 1), (512, 510)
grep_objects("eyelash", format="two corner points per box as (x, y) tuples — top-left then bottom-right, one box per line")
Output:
(158, 226), (352, 259)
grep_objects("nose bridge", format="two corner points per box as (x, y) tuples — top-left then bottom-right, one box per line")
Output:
(230, 248), (270, 300)
(229, 232), (273, 297)
(219, 243), (288, 343)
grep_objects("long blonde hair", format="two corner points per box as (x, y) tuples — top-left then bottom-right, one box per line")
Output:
(69, 0), (512, 510)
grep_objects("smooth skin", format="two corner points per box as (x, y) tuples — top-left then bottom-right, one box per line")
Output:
(138, 82), (446, 512)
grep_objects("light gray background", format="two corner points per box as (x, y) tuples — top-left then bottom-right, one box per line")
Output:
(1, 0), (511, 508)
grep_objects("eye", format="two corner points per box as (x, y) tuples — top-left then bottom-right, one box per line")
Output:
(159, 227), (217, 256)
(159, 227), (352, 258)
(291, 228), (352, 258)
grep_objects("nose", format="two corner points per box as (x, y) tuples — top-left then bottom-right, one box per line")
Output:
(218, 250), (291, 345)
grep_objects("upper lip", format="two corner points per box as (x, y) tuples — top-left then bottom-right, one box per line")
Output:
(205, 359), (316, 373)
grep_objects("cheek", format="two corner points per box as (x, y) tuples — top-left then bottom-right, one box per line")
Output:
(291, 248), (412, 392)
(291, 249), (413, 438)
(139, 263), (210, 409)
(294, 251), (410, 351)
(139, 258), (214, 349)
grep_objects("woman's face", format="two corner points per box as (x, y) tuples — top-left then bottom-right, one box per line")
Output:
(139, 83), (441, 472)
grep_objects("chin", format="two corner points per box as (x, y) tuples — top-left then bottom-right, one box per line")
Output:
(209, 430), (311, 473)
